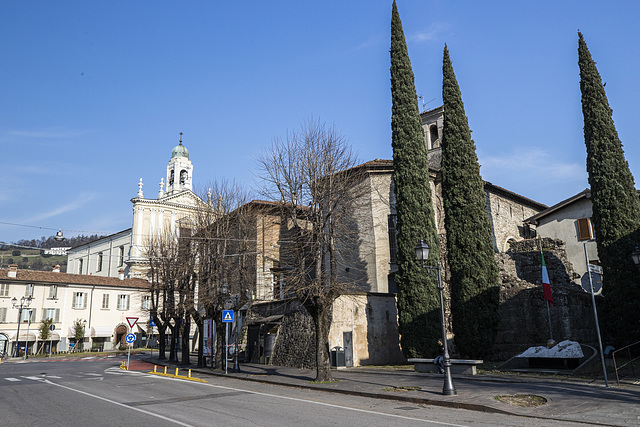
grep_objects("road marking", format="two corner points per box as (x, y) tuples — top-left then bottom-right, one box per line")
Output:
(153, 374), (469, 426)
(42, 379), (195, 427)
(5, 378), (21, 382)
(85, 373), (102, 376)
(22, 376), (44, 381)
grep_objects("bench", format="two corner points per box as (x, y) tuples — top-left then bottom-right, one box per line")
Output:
(408, 358), (483, 375)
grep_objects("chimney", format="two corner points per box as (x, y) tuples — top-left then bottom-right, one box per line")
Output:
(8, 264), (17, 278)
(52, 265), (61, 273)
(118, 268), (125, 280)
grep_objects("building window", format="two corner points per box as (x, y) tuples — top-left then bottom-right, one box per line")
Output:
(102, 294), (110, 309)
(44, 308), (60, 322)
(97, 252), (103, 272)
(74, 292), (86, 309)
(118, 246), (125, 267)
(388, 215), (398, 264)
(142, 295), (150, 310)
(78, 258), (84, 274)
(0, 283), (8, 297)
(48, 285), (58, 299)
(118, 294), (130, 311)
(21, 309), (34, 323)
(577, 217), (594, 241)
(430, 125), (439, 149)
(25, 283), (34, 298)
(0, 307), (7, 322)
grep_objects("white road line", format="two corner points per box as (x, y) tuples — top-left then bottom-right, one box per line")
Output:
(42, 379), (194, 427)
(5, 378), (21, 382)
(85, 373), (102, 376)
(151, 374), (470, 427)
(22, 376), (44, 381)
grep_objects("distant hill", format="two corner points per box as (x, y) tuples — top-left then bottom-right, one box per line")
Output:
(0, 233), (106, 272)
(4, 233), (105, 250)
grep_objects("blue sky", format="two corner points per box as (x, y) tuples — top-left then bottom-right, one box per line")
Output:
(2, 1), (640, 244)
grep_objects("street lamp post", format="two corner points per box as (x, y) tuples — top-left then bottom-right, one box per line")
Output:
(232, 294), (240, 373)
(82, 319), (87, 352)
(11, 296), (33, 358)
(415, 240), (457, 396)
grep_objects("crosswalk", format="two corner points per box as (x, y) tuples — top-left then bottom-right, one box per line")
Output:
(3, 373), (102, 383)
(2, 367), (147, 384)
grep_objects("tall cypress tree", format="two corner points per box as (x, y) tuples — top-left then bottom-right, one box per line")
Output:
(441, 46), (500, 358)
(578, 33), (640, 346)
(390, 0), (441, 357)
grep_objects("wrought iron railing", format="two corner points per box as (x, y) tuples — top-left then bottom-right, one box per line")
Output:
(612, 340), (640, 385)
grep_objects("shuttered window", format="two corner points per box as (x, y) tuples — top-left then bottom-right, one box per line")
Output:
(577, 217), (593, 241)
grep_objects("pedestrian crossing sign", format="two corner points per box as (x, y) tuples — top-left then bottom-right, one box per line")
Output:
(222, 310), (234, 323)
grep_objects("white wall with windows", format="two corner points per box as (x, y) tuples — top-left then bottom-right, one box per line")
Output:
(0, 266), (149, 355)
(66, 229), (132, 278)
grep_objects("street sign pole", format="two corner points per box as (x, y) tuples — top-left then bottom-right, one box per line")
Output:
(222, 310), (234, 374)
(584, 243), (609, 388)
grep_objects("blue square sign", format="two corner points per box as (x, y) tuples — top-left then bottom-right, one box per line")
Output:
(222, 310), (234, 323)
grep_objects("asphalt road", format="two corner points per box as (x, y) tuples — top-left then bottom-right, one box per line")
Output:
(0, 358), (589, 426)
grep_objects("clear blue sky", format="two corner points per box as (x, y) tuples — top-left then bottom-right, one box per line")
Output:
(2, 1), (640, 244)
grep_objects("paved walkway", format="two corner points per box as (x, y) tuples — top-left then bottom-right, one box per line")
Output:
(141, 357), (640, 426)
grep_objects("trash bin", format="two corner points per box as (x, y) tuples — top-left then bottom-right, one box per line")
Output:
(331, 346), (345, 367)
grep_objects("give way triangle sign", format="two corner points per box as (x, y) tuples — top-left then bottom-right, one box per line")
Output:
(126, 317), (139, 329)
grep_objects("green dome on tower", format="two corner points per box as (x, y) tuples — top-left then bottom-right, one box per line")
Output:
(171, 141), (189, 159)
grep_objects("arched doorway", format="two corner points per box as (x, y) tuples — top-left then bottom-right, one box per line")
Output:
(115, 325), (127, 348)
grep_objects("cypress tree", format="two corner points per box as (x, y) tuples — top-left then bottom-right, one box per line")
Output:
(441, 46), (500, 358)
(390, 1), (441, 357)
(578, 32), (640, 346)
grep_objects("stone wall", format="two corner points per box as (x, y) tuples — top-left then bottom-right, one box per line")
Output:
(493, 238), (601, 360)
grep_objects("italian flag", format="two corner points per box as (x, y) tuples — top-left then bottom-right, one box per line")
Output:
(541, 250), (553, 308)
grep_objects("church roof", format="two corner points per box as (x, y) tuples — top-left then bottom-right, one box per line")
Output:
(171, 141), (189, 159)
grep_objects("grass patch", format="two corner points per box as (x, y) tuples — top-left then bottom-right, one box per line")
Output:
(495, 394), (547, 407)
(382, 386), (422, 392)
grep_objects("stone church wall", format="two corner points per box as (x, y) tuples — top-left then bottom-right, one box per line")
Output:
(493, 238), (600, 361)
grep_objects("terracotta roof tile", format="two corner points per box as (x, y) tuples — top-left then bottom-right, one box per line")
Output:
(0, 269), (149, 289)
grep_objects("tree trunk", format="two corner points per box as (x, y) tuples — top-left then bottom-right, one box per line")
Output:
(157, 324), (166, 360)
(181, 317), (191, 365)
(309, 298), (332, 382)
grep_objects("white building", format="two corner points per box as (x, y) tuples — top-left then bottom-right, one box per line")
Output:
(67, 137), (212, 279)
(0, 265), (150, 355)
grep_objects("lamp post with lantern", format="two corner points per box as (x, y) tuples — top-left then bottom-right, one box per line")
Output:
(11, 296), (33, 357)
(415, 240), (456, 396)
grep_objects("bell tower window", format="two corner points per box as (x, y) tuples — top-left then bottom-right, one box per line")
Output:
(429, 125), (439, 149)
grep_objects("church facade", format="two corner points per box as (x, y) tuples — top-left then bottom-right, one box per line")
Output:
(67, 138), (211, 279)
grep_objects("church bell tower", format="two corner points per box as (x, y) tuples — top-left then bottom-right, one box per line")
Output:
(164, 132), (193, 197)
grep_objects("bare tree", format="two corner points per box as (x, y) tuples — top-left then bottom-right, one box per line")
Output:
(192, 180), (253, 369)
(257, 119), (365, 382)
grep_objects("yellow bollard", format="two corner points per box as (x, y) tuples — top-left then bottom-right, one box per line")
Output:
(164, 366), (167, 374)
(188, 369), (192, 378)
(175, 367), (179, 376)
(154, 365), (157, 373)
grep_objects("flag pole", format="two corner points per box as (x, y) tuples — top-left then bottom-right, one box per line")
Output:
(539, 241), (554, 342)
(545, 299), (553, 342)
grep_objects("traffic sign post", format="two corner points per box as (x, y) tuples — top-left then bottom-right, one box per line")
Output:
(222, 311), (234, 374)
(125, 333), (136, 370)
(584, 243), (609, 388)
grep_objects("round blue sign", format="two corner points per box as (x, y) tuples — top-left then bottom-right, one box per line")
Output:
(125, 333), (136, 344)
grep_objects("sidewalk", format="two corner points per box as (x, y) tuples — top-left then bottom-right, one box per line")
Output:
(143, 357), (640, 426)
